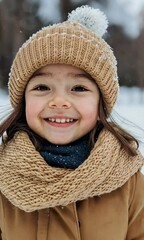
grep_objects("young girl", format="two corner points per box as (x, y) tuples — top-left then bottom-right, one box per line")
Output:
(0, 6), (144, 240)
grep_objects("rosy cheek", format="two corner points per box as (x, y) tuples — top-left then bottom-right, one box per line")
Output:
(25, 100), (37, 122)
(86, 111), (98, 121)
(25, 107), (33, 125)
(85, 100), (99, 114)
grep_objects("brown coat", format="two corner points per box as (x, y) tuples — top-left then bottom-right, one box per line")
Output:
(0, 171), (144, 240)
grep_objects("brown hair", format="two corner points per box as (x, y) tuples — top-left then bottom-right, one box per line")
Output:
(89, 95), (139, 156)
(0, 95), (138, 156)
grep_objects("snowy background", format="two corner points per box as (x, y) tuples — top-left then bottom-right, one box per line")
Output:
(0, 87), (144, 174)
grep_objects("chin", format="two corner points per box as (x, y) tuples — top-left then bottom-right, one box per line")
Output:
(50, 141), (71, 145)
(45, 138), (74, 145)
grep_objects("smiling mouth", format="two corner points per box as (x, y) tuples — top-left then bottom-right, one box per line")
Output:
(46, 118), (77, 123)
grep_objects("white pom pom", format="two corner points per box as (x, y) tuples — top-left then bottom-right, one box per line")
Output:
(68, 5), (108, 37)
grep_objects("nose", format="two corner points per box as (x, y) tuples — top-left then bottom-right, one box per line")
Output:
(49, 96), (71, 109)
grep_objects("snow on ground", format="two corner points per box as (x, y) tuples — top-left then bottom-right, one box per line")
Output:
(113, 87), (144, 154)
(0, 87), (144, 174)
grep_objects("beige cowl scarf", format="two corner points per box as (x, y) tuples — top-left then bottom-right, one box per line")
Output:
(0, 129), (143, 213)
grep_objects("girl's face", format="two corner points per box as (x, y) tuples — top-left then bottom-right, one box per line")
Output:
(25, 64), (100, 145)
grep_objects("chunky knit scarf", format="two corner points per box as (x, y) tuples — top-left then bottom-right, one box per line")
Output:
(40, 135), (91, 169)
(0, 129), (143, 212)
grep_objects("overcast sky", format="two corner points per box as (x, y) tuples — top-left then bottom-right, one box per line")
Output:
(38, 0), (144, 38)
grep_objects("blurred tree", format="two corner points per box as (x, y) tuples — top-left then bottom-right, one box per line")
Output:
(136, 30), (144, 90)
(60, 0), (89, 21)
(106, 24), (144, 88)
(0, 0), (42, 89)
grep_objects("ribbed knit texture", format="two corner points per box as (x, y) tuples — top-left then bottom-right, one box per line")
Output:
(0, 128), (143, 212)
(40, 134), (91, 169)
(8, 21), (118, 113)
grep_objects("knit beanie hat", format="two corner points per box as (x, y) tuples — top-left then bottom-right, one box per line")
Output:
(8, 5), (119, 113)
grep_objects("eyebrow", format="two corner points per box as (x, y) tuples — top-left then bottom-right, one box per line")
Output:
(69, 72), (96, 84)
(31, 71), (95, 84)
(32, 72), (52, 77)
(71, 73), (94, 80)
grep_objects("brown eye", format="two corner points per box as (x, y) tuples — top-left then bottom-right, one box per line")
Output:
(72, 85), (88, 92)
(34, 85), (50, 91)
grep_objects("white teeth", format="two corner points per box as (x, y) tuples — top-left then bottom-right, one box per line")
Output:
(48, 118), (74, 123)
(56, 119), (61, 123)
(61, 119), (66, 123)
(66, 119), (70, 123)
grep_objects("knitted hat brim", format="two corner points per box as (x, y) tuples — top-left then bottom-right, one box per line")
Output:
(9, 22), (118, 113)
